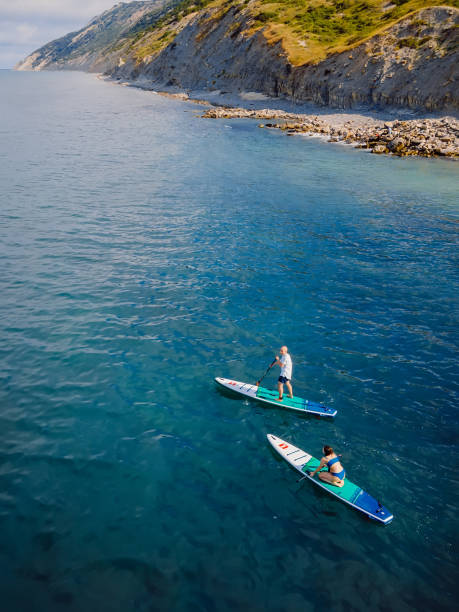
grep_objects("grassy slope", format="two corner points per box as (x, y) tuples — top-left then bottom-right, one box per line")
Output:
(252, 0), (459, 64)
(124, 0), (458, 66)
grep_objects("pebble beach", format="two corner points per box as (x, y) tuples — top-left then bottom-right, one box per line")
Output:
(203, 106), (459, 158)
(140, 86), (459, 158)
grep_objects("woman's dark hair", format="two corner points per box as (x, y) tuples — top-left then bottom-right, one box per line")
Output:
(323, 445), (334, 456)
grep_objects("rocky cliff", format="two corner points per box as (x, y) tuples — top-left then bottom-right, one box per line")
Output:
(17, 1), (459, 112)
(15, 1), (177, 73)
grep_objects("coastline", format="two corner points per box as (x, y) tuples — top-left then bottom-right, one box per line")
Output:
(103, 76), (459, 158)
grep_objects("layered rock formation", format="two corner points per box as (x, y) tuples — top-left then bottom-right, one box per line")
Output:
(17, 1), (459, 113)
(112, 5), (458, 112)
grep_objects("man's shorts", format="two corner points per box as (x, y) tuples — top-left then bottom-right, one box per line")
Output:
(278, 376), (290, 384)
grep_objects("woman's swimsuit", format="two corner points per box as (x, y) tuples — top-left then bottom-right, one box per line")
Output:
(327, 456), (345, 480)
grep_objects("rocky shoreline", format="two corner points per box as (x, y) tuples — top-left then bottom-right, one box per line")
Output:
(110, 80), (459, 159)
(202, 107), (459, 158)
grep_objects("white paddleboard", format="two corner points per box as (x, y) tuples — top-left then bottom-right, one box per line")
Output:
(215, 377), (337, 417)
(267, 434), (393, 524)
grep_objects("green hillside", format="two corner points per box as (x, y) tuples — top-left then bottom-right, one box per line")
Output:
(127, 0), (459, 65)
(251, 0), (459, 63)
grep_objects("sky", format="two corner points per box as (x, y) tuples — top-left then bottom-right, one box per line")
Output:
(0, 1), (123, 68)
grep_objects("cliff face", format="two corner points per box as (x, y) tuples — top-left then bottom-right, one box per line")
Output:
(114, 5), (458, 111)
(15, 1), (176, 73)
(290, 7), (458, 110)
(17, 1), (459, 112)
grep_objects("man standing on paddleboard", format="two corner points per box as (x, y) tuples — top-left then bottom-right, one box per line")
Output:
(275, 346), (293, 401)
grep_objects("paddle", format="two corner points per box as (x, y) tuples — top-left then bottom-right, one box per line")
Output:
(256, 359), (276, 386)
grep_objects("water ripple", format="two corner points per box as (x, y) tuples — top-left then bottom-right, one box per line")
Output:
(0, 71), (458, 611)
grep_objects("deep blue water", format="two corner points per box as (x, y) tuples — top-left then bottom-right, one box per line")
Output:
(0, 70), (458, 611)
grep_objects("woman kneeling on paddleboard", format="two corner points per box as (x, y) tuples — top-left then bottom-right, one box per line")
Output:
(308, 446), (345, 488)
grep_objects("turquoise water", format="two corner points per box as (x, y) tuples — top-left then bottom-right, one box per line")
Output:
(0, 70), (458, 611)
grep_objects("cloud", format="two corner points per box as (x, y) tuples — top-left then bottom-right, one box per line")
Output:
(0, 1), (119, 22)
(0, 0), (121, 67)
(0, 22), (38, 45)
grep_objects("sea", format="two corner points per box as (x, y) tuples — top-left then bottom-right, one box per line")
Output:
(0, 70), (458, 611)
